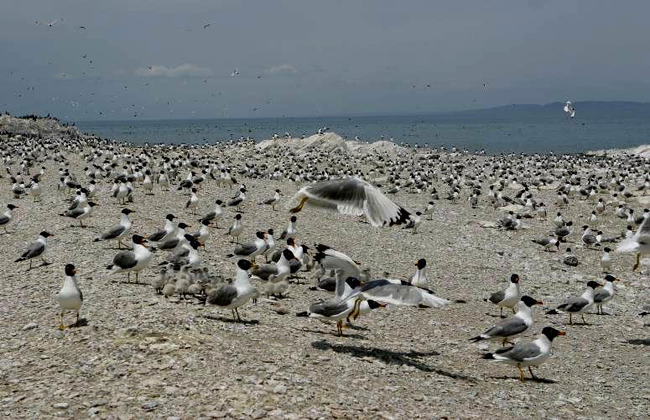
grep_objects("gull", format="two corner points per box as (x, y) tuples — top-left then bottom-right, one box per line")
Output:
(228, 187), (247, 211)
(563, 101), (576, 118)
(262, 229), (276, 262)
(185, 188), (199, 214)
(402, 212), (422, 234)
(227, 231), (267, 261)
(279, 215), (297, 240)
(313, 244), (360, 282)
(548, 280), (601, 325)
(93, 208), (134, 248)
(616, 216), (650, 271)
(148, 214), (176, 242)
(347, 278), (450, 321)
(261, 189), (282, 210)
(59, 202), (96, 228)
(203, 23), (211, 29)
(190, 219), (212, 246)
(199, 199), (224, 227)
(297, 271), (382, 336)
(15, 231), (53, 269)
(600, 247), (612, 272)
(231, 68), (240, 77)
(226, 214), (243, 243)
(106, 235), (152, 282)
(0, 204), (18, 233)
(471, 296), (542, 346)
(482, 327), (565, 382)
(593, 274), (619, 315)
(206, 259), (258, 322)
(485, 274), (521, 317)
(410, 258), (429, 288)
(157, 223), (190, 251)
(289, 177), (411, 227)
(532, 236), (560, 252)
(581, 225), (598, 248)
(57, 264), (83, 330)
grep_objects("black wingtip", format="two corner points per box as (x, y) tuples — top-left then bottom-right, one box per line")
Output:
(296, 311), (309, 317)
(469, 336), (483, 342)
(388, 206), (412, 227)
(225, 254), (234, 258)
(93, 238), (100, 242)
(546, 309), (559, 315)
(481, 352), (495, 360)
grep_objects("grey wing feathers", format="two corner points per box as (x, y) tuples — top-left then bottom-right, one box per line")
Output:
(593, 289), (611, 303)
(235, 243), (257, 256)
(495, 342), (541, 362)
(488, 290), (506, 304)
(309, 300), (349, 318)
(22, 241), (45, 259)
(485, 317), (527, 337)
(0, 215), (9, 225)
(101, 226), (125, 240)
(207, 285), (238, 306)
(148, 229), (166, 242)
(113, 251), (137, 269)
(65, 208), (85, 218)
(252, 264), (278, 280)
(558, 297), (588, 312)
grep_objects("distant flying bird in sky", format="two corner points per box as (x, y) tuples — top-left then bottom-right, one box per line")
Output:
(564, 101), (576, 118)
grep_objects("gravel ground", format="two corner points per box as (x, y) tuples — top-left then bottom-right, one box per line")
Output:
(0, 141), (648, 419)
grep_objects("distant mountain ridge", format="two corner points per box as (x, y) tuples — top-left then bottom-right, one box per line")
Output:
(440, 101), (650, 119)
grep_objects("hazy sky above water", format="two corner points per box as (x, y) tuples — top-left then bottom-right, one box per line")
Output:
(2, 0), (649, 121)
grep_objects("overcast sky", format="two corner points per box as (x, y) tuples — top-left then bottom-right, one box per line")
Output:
(1, 0), (649, 121)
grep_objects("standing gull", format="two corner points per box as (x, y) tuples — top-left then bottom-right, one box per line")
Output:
(485, 274), (521, 317)
(593, 274), (619, 315)
(57, 264), (83, 330)
(59, 202), (96, 228)
(0, 204), (18, 233)
(548, 281), (601, 325)
(471, 296), (543, 346)
(106, 235), (153, 282)
(482, 327), (565, 381)
(15, 231), (53, 269)
(93, 208), (134, 248)
(206, 259), (258, 322)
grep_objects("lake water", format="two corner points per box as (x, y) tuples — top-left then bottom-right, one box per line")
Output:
(76, 113), (650, 154)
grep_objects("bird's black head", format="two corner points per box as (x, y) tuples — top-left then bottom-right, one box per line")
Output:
(416, 259), (426, 269)
(566, 221), (573, 226)
(256, 231), (265, 239)
(282, 249), (296, 260)
(237, 259), (252, 270)
(521, 295), (542, 307)
(290, 215), (297, 222)
(183, 233), (194, 241)
(275, 189), (281, 193)
(510, 273), (519, 283)
(287, 237), (295, 246)
(132, 235), (146, 245)
(215, 199), (223, 205)
(191, 188), (197, 193)
(345, 277), (361, 289)
(582, 225), (589, 230)
(604, 274), (616, 283)
(189, 240), (202, 249)
(541, 326), (565, 341)
(267, 228), (274, 235)
(64, 263), (76, 276)
(178, 222), (189, 229)
(7, 204), (18, 210)
(166, 214), (175, 221)
(122, 208), (134, 215)
(88, 202), (97, 207)
(415, 211), (422, 216)
(234, 214), (242, 220)
(587, 280), (601, 289)
(40, 231), (53, 238)
(201, 218), (211, 226)
(603, 247), (611, 253)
